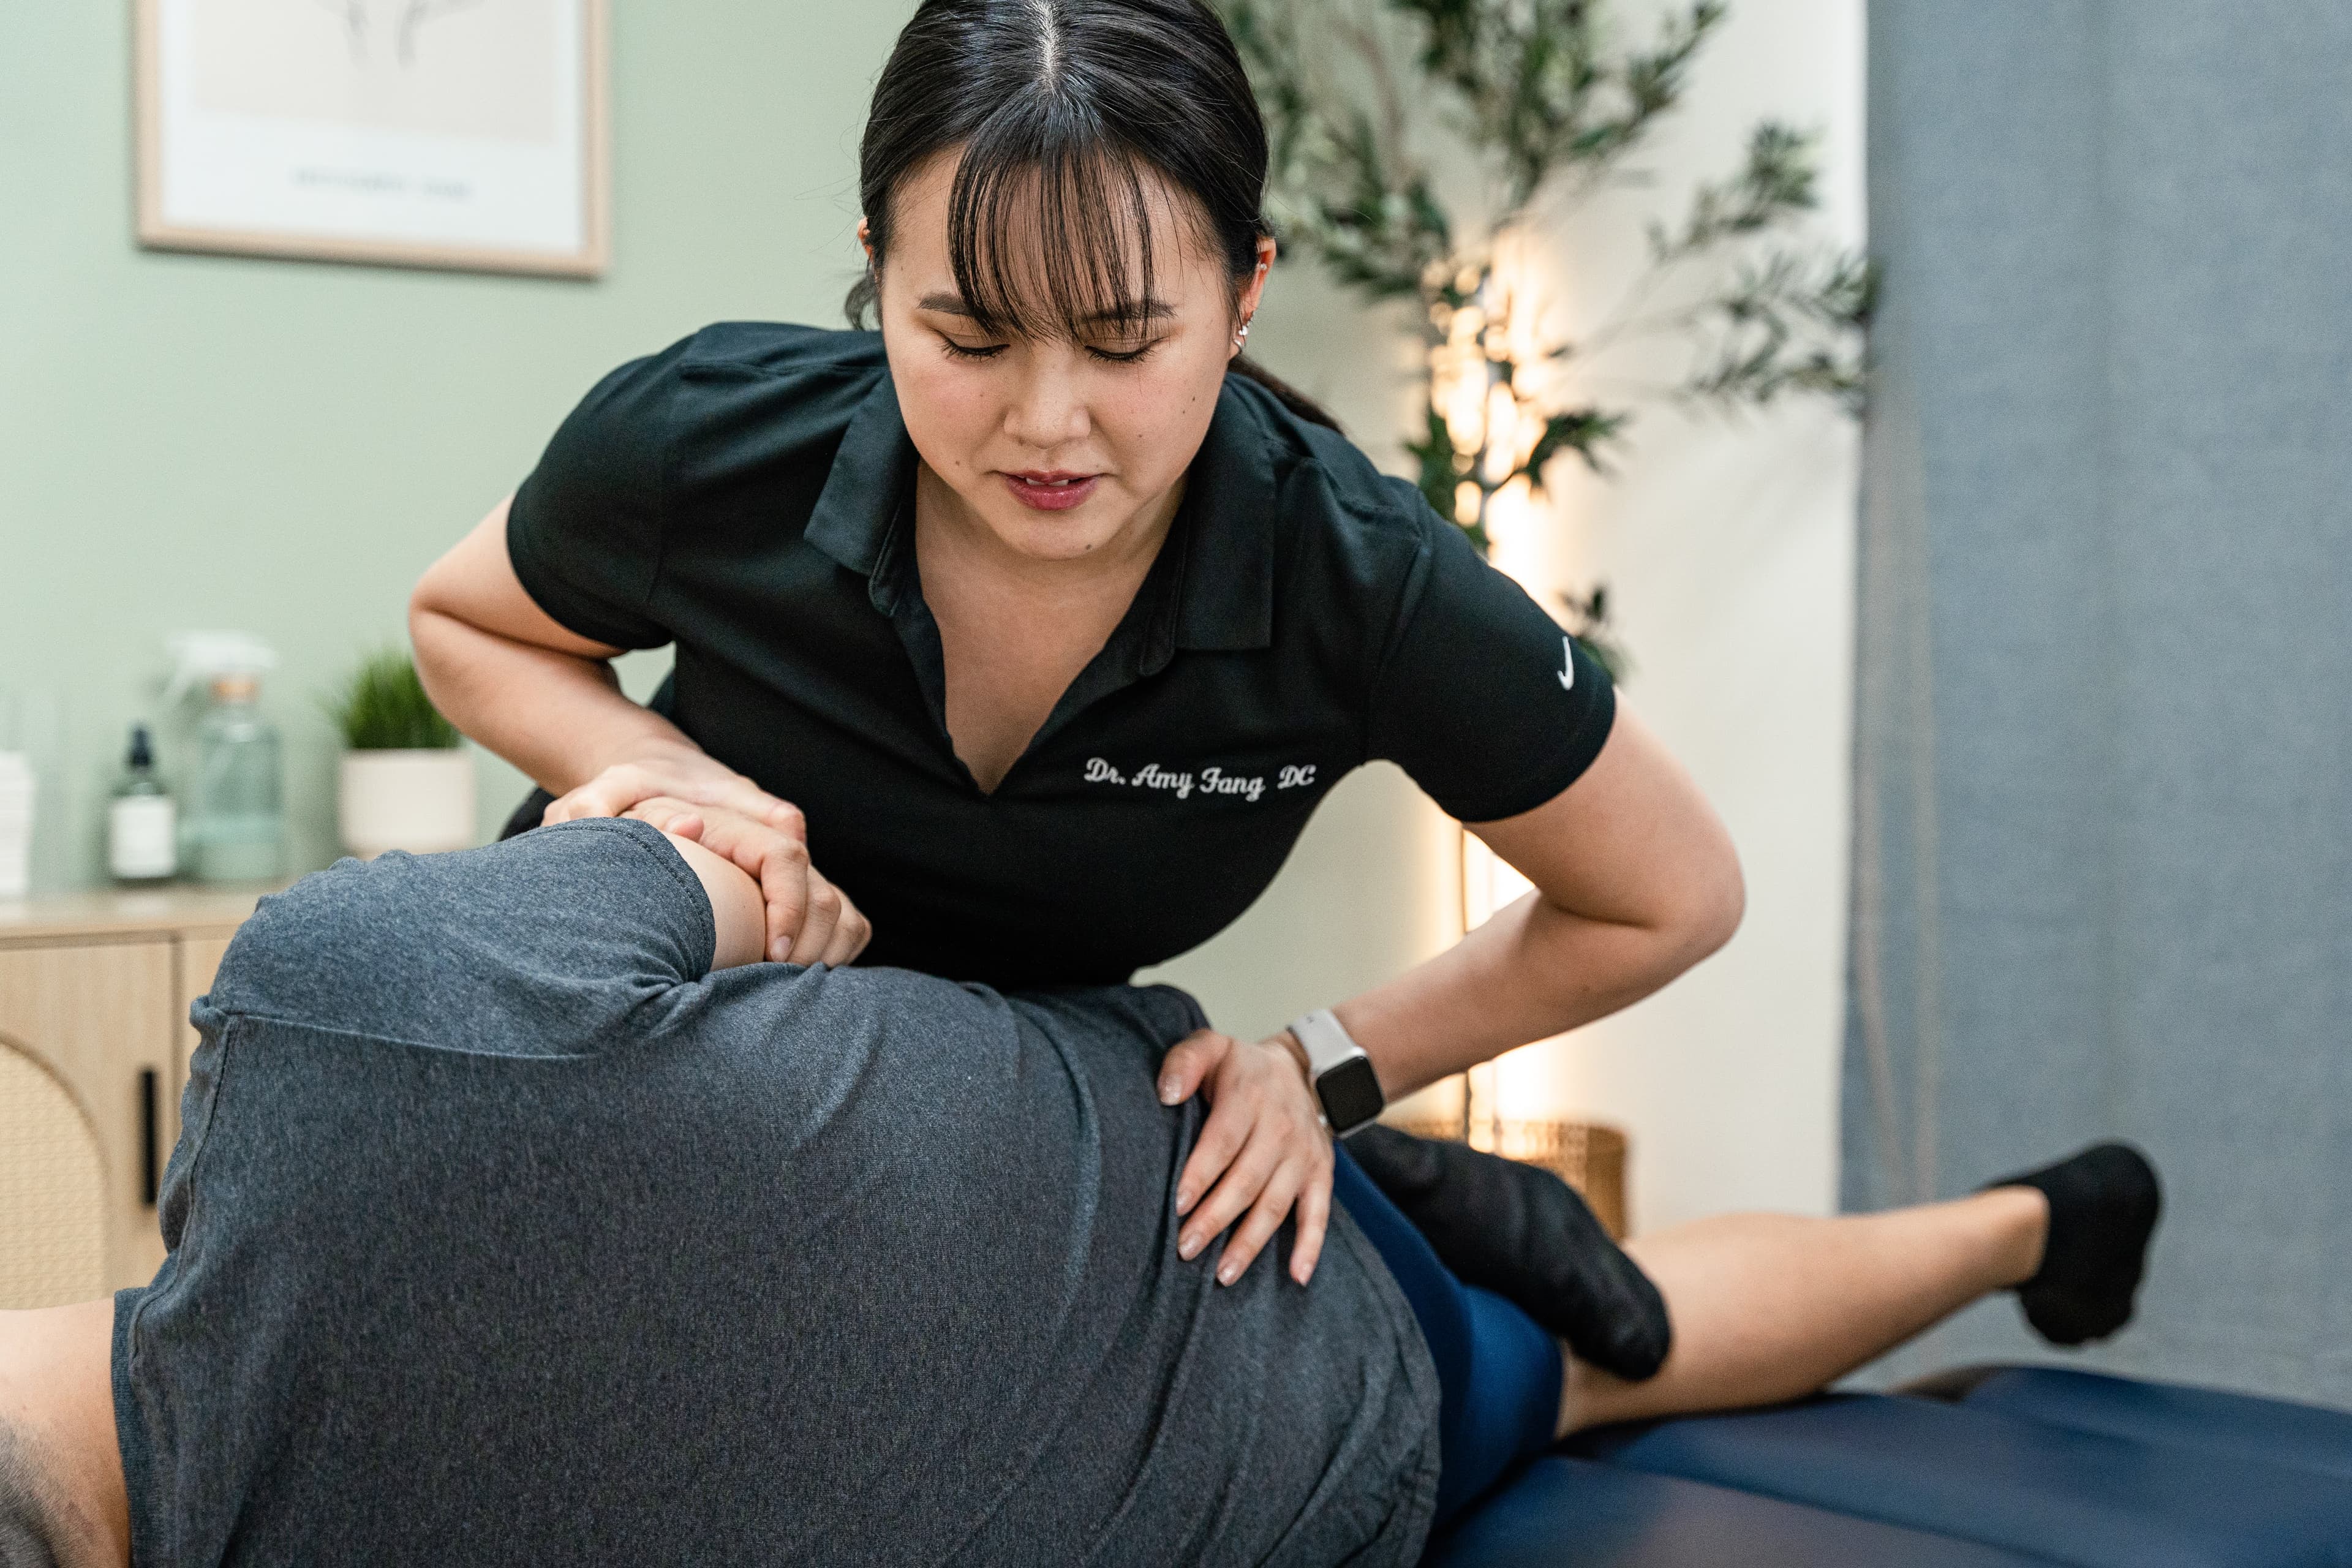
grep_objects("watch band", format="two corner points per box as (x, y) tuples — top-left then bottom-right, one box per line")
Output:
(1287, 1008), (1386, 1137)
(1288, 1008), (1361, 1077)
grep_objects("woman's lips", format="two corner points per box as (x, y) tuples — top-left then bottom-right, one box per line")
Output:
(1002, 471), (1102, 511)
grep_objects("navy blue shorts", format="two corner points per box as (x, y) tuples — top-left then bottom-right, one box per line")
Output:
(1332, 1145), (1564, 1530)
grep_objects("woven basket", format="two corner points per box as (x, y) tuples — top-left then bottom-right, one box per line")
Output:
(1382, 1117), (1629, 1241)
(0, 1037), (109, 1308)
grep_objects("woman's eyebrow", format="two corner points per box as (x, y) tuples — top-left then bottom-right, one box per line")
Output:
(914, 292), (1176, 323)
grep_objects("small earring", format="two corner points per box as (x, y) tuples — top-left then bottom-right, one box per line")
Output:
(1233, 320), (1252, 350)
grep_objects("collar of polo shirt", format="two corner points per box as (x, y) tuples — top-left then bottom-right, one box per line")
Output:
(804, 371), (1280, 673)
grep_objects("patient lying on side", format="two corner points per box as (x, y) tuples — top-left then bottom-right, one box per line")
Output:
(0, 812), (2160, 1567)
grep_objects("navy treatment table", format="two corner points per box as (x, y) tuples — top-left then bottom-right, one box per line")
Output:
(1427, 1366), (2352, 1567)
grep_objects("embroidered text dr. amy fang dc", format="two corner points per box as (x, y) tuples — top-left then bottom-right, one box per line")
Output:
(1083, 756), (1320, 802)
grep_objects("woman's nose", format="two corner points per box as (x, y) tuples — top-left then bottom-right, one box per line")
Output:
(1001, 355), (1091, 450)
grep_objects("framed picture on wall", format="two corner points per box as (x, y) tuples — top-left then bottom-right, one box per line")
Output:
(134, 0), (609, 277)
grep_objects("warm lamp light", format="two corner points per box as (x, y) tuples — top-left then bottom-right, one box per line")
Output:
(1456, 834), (1536, 1150)
(1423, 244), (1585, 1151)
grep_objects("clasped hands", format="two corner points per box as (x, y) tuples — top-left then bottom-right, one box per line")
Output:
(560, 759), (1336, 1287)
(546, 752), (872, 968)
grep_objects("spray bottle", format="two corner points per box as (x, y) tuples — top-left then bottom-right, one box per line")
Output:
(167, 633), (283, 885)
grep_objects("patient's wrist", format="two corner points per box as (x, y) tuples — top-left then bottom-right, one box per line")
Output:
(663, 831), (765, 971)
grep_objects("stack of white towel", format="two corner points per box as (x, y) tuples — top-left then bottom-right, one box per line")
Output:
(0, 751), (32, 899)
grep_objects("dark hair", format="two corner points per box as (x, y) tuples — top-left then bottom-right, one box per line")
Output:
(850, 0), (1339, 431)
(1, 1414), (80, 1567)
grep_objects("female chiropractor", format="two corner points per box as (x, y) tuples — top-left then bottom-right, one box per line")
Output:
(417, 0), (1739, 1382)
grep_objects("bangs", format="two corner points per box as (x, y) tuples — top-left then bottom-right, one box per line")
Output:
(945, 97), (1178, 341)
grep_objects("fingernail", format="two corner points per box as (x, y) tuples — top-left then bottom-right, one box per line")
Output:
(1218, 1261), (1239, 1286)
(1178, 1234), (1200, 1261)
(1175, 1188), (1195, 1215)
(1158, 1077), (1180, 1104)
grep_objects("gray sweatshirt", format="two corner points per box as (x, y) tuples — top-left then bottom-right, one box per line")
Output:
(111, 820), (1438, 1566)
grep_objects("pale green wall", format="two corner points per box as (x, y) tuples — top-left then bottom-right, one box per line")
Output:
(0, 1), (918, 891)
(0, 2), (1449, 1053)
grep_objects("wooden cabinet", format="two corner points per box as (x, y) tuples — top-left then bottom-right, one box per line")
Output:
(0, 891), (257, 1297)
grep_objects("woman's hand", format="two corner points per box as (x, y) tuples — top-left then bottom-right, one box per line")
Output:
(622, 796), (873, 967)
(1157, 1028), (1335, 1287)
(543, 747), (800, 835)
(546, 755), (859, 962)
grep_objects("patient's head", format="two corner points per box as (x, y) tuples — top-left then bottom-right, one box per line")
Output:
(1, 1411), (99, 1568)
(0, 1303), (126, 1568)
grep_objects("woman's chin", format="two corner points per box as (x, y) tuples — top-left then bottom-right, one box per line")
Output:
(976, 503), (1135, 564)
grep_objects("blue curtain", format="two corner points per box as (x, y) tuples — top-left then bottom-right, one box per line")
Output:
(1848, 2), (2352, 1400)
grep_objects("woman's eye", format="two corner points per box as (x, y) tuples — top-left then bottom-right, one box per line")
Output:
(1085, 340), (1163, 365)
(940, 339), (1007, 361)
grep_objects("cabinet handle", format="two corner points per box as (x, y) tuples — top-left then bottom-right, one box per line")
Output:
(140, 1069), (160, 1208)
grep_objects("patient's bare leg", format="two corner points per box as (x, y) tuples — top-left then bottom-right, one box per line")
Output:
(1559, 1187), (2048, 1435)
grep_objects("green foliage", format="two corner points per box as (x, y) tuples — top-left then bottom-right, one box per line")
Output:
(326, 647), (460, 751)
(1651, 121), (1822, 260)
(1404, 405), (1482, 545)
(1215, 0), (1872, 668)
(1559, 584), (1629, 685)
(1686, 248), (1879, 411)
(1524, 407), (1626, 489)
(1402, 0), (1724, 212)
(1227, 0), (1457, 298)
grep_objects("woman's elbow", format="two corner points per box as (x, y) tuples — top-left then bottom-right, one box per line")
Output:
(407, 557), (460, 650)
(1656, 832), (1749, 968)
(406, 589), (462, 698)
(405, 582), (441, 651)
(1671, 841), (1746, 965)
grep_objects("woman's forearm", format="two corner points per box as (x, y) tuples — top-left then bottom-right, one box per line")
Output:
(1322, 705), (1746, 1101)
(410, 605), (695, 797)
(1333, 888), (1734, 1101)
(409, 499), (717, 799)
(409, 502), (858, 962)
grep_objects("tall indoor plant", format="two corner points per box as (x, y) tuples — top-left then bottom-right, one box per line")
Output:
(1218, 0), (1873, 673)
(1220, 0), (1871, 1153)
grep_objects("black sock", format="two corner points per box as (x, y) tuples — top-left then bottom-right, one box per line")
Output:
(1346, 1124), (1672, 1381)
(1985, 1141), (2162, 1348)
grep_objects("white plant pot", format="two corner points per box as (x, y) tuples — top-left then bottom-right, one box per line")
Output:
(338, 750), (477, 859)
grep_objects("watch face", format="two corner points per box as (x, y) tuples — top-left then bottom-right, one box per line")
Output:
(1317, 1056), (1385, 1136)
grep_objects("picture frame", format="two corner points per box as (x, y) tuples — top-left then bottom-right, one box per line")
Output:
(134, 0), (610, 278)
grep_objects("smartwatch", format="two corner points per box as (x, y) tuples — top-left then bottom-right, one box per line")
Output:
(1286, 1008), (1386, 1137)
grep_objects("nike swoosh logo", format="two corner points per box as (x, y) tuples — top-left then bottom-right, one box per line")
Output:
(1558, 636), (1575, 692)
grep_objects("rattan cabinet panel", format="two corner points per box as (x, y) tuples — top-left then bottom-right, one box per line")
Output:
(0, 940), (178, 1292)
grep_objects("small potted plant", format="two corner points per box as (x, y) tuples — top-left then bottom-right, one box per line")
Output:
(328, 648), (474, 859)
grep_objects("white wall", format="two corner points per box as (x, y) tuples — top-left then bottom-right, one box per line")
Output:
(1148, 0), (1864, 1231)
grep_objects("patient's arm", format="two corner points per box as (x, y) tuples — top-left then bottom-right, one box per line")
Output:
(205, 816), (734, 1055)
(635, 806), (765, 971)
(620, 795), (869, 969)
(621, 796), (863, 972)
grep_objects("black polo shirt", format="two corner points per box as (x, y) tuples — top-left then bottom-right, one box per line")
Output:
(507, 323), (1614, 989)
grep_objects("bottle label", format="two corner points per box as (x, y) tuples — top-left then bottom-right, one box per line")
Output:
(110, 796), (179, 880)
